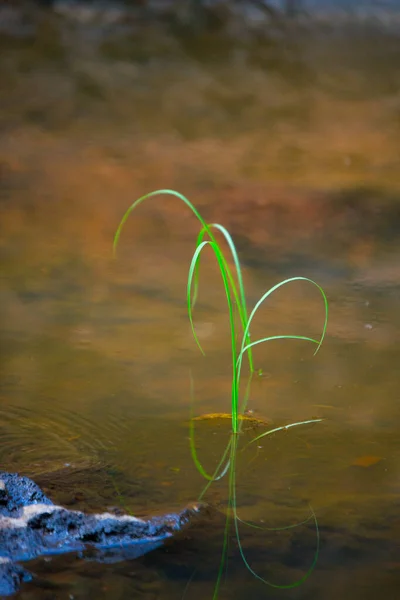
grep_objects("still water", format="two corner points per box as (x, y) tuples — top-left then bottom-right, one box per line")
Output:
(1, 7), (400, 600)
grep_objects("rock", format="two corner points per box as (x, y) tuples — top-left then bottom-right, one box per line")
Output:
(0, 471), (204, 596)
(0, 559), (32, 597)
(0, 473), (53, 517)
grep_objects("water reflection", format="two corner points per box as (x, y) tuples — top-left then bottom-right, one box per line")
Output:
(0, 3), (399, 598)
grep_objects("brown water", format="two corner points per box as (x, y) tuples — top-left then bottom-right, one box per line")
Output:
(1, 7), (400, 599)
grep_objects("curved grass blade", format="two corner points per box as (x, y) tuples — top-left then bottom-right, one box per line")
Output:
(249, 419), (323, 446)
(236, 336), (319, 417)
(114, 189), (328, 597)
(187, 241), (210, 356)
(239, 335), (319, 360)
(240, 276), (328, 364)
(235, 276), (328, 396)
(193, 223), (254, 372)
(113, 189), (212, 256)
(187, 239), (241, 432)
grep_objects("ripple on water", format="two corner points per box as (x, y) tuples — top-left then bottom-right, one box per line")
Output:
(0, 400), (131, 473)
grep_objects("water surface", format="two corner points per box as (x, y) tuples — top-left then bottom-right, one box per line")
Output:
(0, 7), (399, 599)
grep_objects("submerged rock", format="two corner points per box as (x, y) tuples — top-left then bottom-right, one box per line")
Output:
(0, 471), (203, 596)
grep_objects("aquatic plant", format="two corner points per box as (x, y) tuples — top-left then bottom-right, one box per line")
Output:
(114, 189), (328, 598)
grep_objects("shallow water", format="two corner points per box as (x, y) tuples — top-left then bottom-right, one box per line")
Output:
(1, 167), (399, 599)
(1, 6), (400, 599)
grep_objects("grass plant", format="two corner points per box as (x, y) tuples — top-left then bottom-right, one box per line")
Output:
(114, 189), (328, 598)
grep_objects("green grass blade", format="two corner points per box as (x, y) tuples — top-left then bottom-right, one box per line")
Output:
(187, 239), (239, 431)
(187, 241), (210, 356)
(193, 224), (254, 371)
(236, 335), (320, 410)
(113, 189), (211, 256)
(237, 372), (255, 433)
(239, 335), (319, 360)
(240, 276), (328, 363)
(249, 419), (323, 446)
(114, 189), (328, 597)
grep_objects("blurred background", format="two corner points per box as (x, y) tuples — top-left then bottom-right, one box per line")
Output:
(0, 1), (399, 599)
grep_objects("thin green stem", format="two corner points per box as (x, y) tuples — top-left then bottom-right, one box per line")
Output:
(114, 189), (329, 598)
(187, 240), (239, 432)
(194, 224), (254, 372)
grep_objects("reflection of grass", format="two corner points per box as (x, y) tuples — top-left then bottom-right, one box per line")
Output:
(114, 189), (328, 597)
